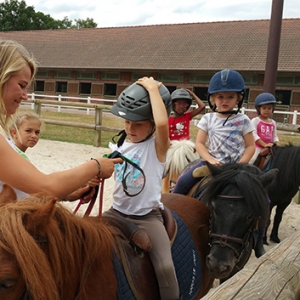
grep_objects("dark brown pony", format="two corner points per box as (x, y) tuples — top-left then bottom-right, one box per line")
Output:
(0, 184), (213, 300)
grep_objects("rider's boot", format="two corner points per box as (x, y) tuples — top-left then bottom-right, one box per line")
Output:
(254, 236), (266, 258)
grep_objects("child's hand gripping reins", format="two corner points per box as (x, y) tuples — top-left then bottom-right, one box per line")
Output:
(74, 151), (145, 217)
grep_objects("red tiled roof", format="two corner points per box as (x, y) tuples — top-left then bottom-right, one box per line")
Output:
(0, 19), (299, 72)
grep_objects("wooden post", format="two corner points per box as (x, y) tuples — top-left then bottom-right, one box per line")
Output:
(34, 102), (41, 115)
(94, 106), (103, 147)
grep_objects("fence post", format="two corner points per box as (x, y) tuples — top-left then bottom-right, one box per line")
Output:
(293, 110), (297, 125)
(94, 106), (102, 147)
(34, 101), (41, 115)
(87, 97), (91, 115)
(58, 95), (61, 112)
(30, 93), (35, 110)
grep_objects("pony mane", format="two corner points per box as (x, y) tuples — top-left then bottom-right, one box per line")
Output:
(164, 140), (199, 176)
(202, 165), (268, 220)
(0, 197), (114, 300)
(272, 144), (300, 188)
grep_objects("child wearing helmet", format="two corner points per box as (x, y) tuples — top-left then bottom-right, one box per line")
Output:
(173, 69), (255, 194)
(168, 88), (205, 140)
(173, 70), (269, 257)
(104, 77), (181, 300)
(249, 92), (280, 164)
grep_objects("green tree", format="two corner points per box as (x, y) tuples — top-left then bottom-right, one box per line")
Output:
(73, 18), (98, 29)
(0, 0), (97, 31)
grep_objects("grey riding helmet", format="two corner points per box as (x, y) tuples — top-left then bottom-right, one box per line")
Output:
(207, 69), (246, 112)
(171, 89), (192, 111)
(254, 93), (276, 115)
(111, 82), (171, 121)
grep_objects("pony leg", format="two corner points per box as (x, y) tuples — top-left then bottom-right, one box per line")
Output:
(270, 200), (291, 243)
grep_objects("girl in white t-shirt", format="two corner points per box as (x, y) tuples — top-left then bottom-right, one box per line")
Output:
(103, 78), (181, 300)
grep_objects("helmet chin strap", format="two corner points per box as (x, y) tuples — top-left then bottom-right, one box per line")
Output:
(217, 110), (239, 126)
(112, 121), (156, 147)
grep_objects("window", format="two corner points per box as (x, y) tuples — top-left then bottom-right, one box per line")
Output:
(189, 74), (211, 84)
(56, 81), (68, 93)
(101, 72), (120, 80)
(165, 86), (177, 94)
(77, 72), (96, 80)
(132, 73), (151, 81)
(104, 83), (117, 96)
(34, 80), (45, 92)
(243, 75), (259, 85)
(157, 74), (184, 82)
(54, 71), (71, 79)
(35, 71), (49, 78)
(275, 90), (291, 106)
(79, 82), (92, 94)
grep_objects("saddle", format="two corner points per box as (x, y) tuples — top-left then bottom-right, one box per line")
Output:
(254, 147), (274, 171)
(102, 207), (177, 300)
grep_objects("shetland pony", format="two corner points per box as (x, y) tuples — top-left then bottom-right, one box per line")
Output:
(0, 184), (214, 300)
(162, 140), (199, 193)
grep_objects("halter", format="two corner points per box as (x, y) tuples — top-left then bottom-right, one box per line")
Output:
(209, 195), (257, 263)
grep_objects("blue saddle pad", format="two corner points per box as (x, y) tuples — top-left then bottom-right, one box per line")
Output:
(113, 210), (203, 299)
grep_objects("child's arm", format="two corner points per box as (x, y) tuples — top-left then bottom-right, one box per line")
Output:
(239, 132), (256, 163)
(136, 77), (170, 162)
(186, 89), (206, 119)
(196, 129), (220, 165)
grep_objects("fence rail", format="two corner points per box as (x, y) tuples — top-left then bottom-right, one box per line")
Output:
(22, 94), (300, 147)
(24, 98), (121, 147)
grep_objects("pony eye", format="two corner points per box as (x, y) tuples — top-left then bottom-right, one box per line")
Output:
(0, 279), (17, 290)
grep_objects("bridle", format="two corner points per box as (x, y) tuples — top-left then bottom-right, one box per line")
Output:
(209, 195), (257, 263)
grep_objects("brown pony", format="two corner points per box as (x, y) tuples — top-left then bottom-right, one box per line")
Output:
(0, 184), (213, 300)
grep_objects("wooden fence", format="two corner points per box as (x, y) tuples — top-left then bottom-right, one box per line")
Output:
(23, 98), (300, 147)
(201, 230), (300, 299)
(27, 99), (121, 147)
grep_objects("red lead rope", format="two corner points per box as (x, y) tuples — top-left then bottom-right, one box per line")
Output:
(73, 178), (105, 218)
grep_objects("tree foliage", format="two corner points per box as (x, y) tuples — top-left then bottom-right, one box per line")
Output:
(0, 0), (98, 31)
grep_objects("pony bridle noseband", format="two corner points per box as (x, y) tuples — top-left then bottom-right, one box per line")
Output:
(209, 195), (257, 262)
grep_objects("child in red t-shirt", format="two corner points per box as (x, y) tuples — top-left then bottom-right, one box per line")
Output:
(168, 89), (205, 140)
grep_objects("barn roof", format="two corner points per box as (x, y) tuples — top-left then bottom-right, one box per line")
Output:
(0, 19), (299, 72)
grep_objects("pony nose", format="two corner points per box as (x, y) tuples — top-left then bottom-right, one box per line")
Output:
(206, 254), (232, 278)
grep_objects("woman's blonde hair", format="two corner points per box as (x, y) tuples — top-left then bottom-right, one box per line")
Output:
(0, 39), (37, 133)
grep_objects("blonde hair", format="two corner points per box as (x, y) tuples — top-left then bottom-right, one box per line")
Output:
(0, 40), (37, 134)
(10, 112), (42, 140)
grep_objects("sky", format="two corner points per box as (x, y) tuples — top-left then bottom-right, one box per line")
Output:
(23, 0), (299, 28)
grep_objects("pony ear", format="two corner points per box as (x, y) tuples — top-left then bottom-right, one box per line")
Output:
(205, 161), (222, 176)
(25, 198), (57, 235)
(0, 183), (17, 204)
(260, 168), (279, 187)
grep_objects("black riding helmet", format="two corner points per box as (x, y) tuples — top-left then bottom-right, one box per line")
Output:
(171, 89), (192, 113)
(111, 82), (171, 121)
(111, 81), (171, 146)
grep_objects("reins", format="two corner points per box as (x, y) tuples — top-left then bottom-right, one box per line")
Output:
(74, 150), (146, 217)
(73, 179), (105, 217)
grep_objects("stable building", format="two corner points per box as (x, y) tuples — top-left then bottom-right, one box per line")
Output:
(1, 18), (300, 123)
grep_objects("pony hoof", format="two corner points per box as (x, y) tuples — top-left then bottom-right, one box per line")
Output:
(263, 237), (268, 245)
(270, 236), (280, 243)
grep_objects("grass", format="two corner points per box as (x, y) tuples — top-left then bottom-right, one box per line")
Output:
(24, 109), (124, 147)
(20, 108), (300, 147)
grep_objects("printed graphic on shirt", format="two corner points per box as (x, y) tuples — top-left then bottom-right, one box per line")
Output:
(174, 122), (185, 135)
(115, 149), (144, 194)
